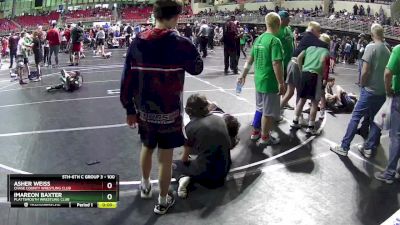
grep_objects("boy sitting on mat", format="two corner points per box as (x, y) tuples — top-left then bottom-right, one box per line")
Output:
(173, 94), (240, 198)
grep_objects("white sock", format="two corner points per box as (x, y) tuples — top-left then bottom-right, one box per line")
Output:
(309, 120), (315, 127)
(141, 177), (150, 189)
(293, 115), (299, 122)
(158, 195), (167, 206)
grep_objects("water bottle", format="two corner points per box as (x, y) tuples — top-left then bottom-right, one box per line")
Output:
(236, 82), (243, 95)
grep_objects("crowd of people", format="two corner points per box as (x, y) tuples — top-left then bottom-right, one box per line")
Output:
(0, 0), (398, 216)
(0, 21), (158, 84)
(117, 0), (400, 216)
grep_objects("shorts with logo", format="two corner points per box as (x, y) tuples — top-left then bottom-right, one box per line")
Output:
(138, 110), (184, 149)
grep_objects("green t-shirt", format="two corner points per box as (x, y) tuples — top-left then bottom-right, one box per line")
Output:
(386, 44), (400, 93)
(302, 46), (329, 76)
(276, 25), (294, 68)
(251, 32), (283, 93)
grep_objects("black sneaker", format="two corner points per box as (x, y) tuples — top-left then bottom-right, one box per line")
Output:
(154, 194), (175, 215)
(140, 183), (152, 199)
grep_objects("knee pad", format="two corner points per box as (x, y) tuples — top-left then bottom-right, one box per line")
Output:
(252, 110), (263, 129)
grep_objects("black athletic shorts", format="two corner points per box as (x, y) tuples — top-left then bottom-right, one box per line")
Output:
(138, 120), (184, 149)
(299, 71), (322, 101)
(96, 39), (105, 46)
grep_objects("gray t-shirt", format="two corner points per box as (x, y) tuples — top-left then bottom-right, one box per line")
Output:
(185, 114), (231, 178)
(362, 42), (390, 95)
(199, 24), (209, 37)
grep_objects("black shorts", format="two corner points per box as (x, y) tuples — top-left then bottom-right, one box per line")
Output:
(138, 121), (184, 149)
(34, 52), (42, 65)
(299, 71), (322, 101)
(96, 39), (105, 46)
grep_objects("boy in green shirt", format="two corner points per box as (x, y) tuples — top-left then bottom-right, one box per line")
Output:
(374, 44), (400, 184)
(276, 11), (294, 81)
(238, 12), (286, 145)
(291, 33), (331, 135)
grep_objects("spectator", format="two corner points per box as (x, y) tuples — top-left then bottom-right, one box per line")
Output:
(46, 22), (61, 67)
(70, 22), (84, 66)
(238, 12), (286, 145)
(353, 4), (359, 15)
(197, 19), (209, 58)
(374, 44), (400, 184)
(367, 5), (371, 17)
(183, 23), (193, 41)
(8, 31), (19, 72)
(222, 15), (239, 74)
(330, 24), (390, 158)
(31, 30), (43, 80)
(291, 33), (331, 135)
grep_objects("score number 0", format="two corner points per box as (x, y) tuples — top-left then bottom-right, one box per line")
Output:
(106, 182), (114, 200)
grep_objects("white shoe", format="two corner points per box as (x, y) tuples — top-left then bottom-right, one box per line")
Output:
(140, 182), (152, 199)
(357, 144), (372, 158)
(177, 176), (191, 199)
(250, 131), (260, 141)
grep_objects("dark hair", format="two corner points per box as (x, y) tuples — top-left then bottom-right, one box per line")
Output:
(153, 0), (182, 21)
(327, 77), (335, 82)
(223, 114), (240, 141)
(185, 94), (209, 118)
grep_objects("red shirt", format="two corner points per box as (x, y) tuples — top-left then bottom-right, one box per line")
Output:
(64, 29), (71, 43)
(46, 28), (61, 46)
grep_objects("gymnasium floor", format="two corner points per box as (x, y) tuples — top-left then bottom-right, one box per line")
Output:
(0, 47), (398, 225)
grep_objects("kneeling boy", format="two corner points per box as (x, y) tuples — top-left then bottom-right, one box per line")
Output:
(173, 94), (239, 198)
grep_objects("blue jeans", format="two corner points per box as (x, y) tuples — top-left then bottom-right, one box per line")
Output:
(341, 88), (386, 150)
(357, 59), (363, 83)
(384, 95), (400, 177)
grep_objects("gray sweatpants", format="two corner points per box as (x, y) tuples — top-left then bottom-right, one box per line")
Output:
(49, 45), (60, 65)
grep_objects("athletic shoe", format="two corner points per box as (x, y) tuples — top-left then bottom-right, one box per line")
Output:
(357, 145), (372, 158)
(299, 114), (307, 126)
(224, 69), (229, 74)
(19, 80), (27, 85)
(177, 176), (191, 199)
(306, 126), (319, 135)
(259, 135), (279, 145)
(140, 183), (152, 199)
(330, 145), (348, 156)
(154, 194), (175, 215)
(374, 171), (394, 184)
(250, 130), (260, 141)
(319, 109), (325, 119)
(290, 120), (301, 129)
(283, 104), (294, 110)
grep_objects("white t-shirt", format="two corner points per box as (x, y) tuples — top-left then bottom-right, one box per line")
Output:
(16, 38), (24, 56)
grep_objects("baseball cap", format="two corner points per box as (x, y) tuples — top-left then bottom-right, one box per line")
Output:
(278, 11), (290, 19)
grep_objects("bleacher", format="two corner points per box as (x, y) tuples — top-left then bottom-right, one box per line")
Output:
(64, 7), (112, 19)
(121, 6), (153, 21)
(15, 11), (60, 28)
(0, 19), (18, 32)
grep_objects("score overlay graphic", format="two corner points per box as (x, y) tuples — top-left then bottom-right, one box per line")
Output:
(7, 174), (119, 208)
